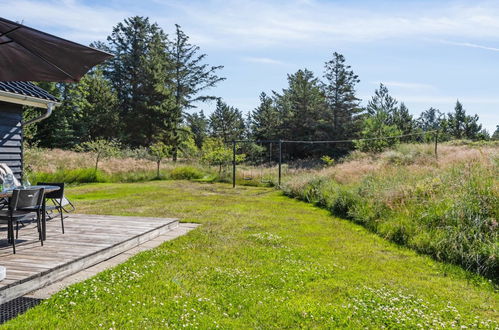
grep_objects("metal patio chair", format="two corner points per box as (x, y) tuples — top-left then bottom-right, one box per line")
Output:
(0, 187), (44, 254)
(37, 183), (75, 234)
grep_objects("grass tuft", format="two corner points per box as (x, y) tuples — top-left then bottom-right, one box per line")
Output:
(169, 166), (206, 180)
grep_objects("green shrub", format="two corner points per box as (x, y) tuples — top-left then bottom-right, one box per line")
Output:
(320, 155), (335, 167)
(169, 166), (205, 180)
(329, 188), (358, 219)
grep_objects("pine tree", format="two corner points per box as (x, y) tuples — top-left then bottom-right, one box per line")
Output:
(277, 69), (327, 140)
(463, 114), (483, 140)
(476, 129), (490, 140)
(71, 70), (119, 142)
(105, 16), (173, 146)
(418, 107), (443, 131)
(366, 83), (398, 121)
(492, 125), (499, 140)
(137, 30), (176, 146)
(251, 92), (281, 141)
(185, 111), (209, 149)
(392, 102), (415, 135)
(244, 112), (253, 139)
(273, 69), (328, 157)
(31, 71), (120, 148)
(355, 116), (402, 152)
(358, 84), (401, 151)
(323, 52), (362, 139)
(29, 17), (226, 152)
(167, 24), (225, 160)
(209, 99), (245, 143)
(447, 101), (482, 140)
(447, 100), (467, 139)
(106, 16), (157, 117)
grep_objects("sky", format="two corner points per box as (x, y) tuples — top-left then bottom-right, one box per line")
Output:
(2, 0), (499, 133)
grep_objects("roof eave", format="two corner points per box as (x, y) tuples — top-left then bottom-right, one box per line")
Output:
(0, 90), (60, 109)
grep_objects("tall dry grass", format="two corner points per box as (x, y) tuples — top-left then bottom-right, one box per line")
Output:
(24, 148), (214, 183)
(234, 144), (498, 187)
(26, 148), (171, 174)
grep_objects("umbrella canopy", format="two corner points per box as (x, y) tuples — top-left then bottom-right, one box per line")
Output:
(0, 17), (113, 82)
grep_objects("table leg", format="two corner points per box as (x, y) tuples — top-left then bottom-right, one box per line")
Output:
(42, 198), (47, 241)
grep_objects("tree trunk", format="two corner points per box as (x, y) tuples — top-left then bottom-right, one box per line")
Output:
(172, 146), (178, 162)
(157, 160), (161, 178)
(95, 153), (100, 172)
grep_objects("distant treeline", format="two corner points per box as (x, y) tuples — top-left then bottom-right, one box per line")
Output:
(25, 16), (499, 159)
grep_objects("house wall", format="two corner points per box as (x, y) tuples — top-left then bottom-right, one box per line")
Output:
(0, 101), (23, 180)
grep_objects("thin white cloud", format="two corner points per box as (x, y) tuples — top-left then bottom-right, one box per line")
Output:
(243, 57), (285, 65)
(0, 0), (131, 43)
(5, 0), (499, 49)
(440, 40), (499, 52)
(162, 0), (499, 48)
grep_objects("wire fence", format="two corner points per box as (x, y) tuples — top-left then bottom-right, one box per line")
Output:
(231, 130), (439, 187)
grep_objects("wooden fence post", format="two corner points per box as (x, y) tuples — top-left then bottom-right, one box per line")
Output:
(278, 140), (282, 187)
(434, 131), (438, 161)
(232, 140), (236, 188)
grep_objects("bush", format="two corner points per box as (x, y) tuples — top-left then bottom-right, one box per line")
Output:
(354, 115), (401, 152)
(169, 166), (205, 180)
(201, 138), (246, 174)
(320, 155), (335, 167)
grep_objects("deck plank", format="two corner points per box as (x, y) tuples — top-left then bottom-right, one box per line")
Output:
(0, 214), (178, 303)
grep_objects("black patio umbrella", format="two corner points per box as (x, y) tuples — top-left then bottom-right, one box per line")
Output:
(0, 17), (113, 82)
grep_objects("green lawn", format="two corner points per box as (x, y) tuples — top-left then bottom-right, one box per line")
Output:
(4, 181), (498, 328)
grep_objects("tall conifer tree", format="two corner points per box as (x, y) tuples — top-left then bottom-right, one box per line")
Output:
(366, 83), (398, 121)
(67, 70), (119, 143)
(447, 101), (482, 140)
(274, 69), (328, 157)
(277, 69), (327, 140)
(418, 107), (444, 131)
(357, 84), (401, 151)
(209, 100), (245, 143)
(392, 102), (415, 135)
(105, 16), (173, 146)
(167, 24), (225, 160)
(185, 111), (209, 149)
(251, 92), (281, 141)
(323, 52), (362, 139)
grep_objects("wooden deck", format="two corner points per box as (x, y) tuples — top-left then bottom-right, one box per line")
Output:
(0, 214), (179, 303)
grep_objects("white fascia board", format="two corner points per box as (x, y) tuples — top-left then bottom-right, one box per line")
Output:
(0, 90), (60, 109)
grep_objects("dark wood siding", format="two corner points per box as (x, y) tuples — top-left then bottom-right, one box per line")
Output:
(0, 101), (23, 180)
